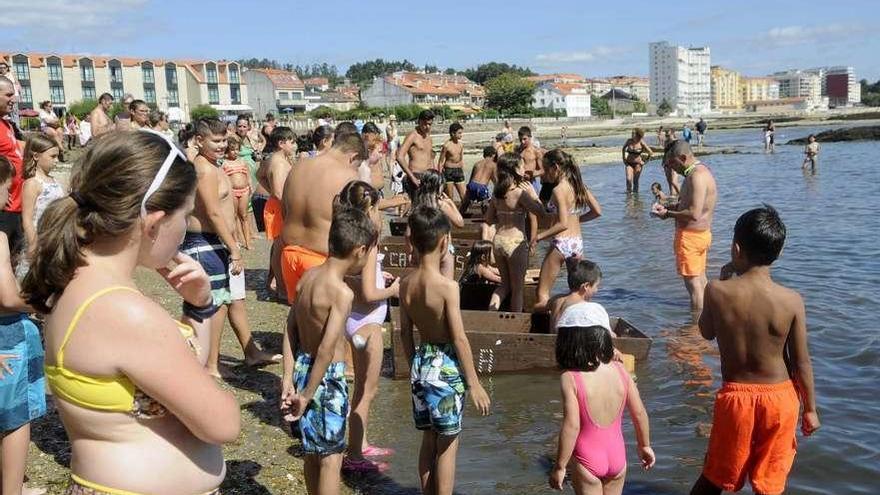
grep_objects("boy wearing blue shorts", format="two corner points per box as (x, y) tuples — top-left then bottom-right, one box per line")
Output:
(399, 206), (491, 495)
(281, 207), (378, 495)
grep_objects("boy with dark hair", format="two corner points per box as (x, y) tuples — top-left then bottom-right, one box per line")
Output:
(282, 207), (378, 495)
(691, 205), (819, 495)
(438, 122), (465, 202)
(459, 146), (497, 215)
(516, 125), (544, 188)
(397, 111), (435, 198)
(399, 205), (491, 495)
(547, 259), (614, 335)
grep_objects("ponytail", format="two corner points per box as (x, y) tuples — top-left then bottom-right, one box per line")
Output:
(543, 148), (589, 209)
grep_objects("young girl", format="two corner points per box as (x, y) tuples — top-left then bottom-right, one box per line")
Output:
(459, 240), (502, 285)
(222, 136), (253, 250)
(408, 169), (464, 279)
(550, 303), (654, 494)
(534, 149), (601, 311)
(18, 133), (65, 278)
(485, 153), (544, 311)
(335, 180), (399, 473)
(802, 134), (819, 173)
(0, 157), (46, 495)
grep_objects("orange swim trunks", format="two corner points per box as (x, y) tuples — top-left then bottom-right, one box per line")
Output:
(703, 381), (799, 495)
(281, 245), (328, 304)
(263, 196), (284, 241)
(674, 228), (712, 276)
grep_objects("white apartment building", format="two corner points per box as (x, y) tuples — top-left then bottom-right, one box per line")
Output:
(772, 70), (822, 101)
(649, 41), (711, 115)
(532, 82), (591, 118)
(0, 52), (249, 121)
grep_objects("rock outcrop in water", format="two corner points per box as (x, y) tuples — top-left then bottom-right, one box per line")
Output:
(787, 126), (880, 144)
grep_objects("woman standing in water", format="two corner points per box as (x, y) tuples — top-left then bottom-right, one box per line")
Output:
(622, 128), (653, 193)
(23, 131), (240, 494)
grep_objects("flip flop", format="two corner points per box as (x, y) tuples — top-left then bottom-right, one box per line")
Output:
(342, 457), (388, 473)
(362, 445), (395, 457)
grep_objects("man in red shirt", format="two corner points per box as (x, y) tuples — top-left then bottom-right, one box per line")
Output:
(0, 76), (24, 255)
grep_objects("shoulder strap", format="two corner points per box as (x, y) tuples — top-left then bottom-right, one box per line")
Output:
(569, 371), (588, 411)
(56, 286), (140, 368)
(614, 362), (630, 402)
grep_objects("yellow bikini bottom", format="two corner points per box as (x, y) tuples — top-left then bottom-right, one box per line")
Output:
(68, 474), (220, 495)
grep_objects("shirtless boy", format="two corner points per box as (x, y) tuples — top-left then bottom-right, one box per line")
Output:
(438, 122), (465, 202)
(399, 206), (491, 495)
(89, 93), (113, 138)
(181, 118), (276, 376)
(548, 259), (609, 333)
(653, 140), (717, 310)
(281, 207), (378, 495)
(397, 110), (435, 198)
(459, 146), (497, 215)
(517, 126), (544, 189)
(280, 132), (366, 303)
(258, 126), (296, 301)
(690, 206), (819, 495)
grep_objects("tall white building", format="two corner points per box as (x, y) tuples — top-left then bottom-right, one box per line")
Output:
(771, 70), (822, 100)
(649, 41), (711, 116)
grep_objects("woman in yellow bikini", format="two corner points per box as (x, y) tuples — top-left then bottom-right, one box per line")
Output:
(20, 131), (240, 495)
(485, 153), (545, 312)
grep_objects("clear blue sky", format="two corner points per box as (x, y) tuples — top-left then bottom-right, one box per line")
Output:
(1, 0), (878, 80)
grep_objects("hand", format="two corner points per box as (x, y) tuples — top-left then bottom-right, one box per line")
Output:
(639, 445), (656, 470)
(279, 382), (297, 421)
(408, 174), (421, 188)
(612, 348), (624, 362)
(386, 276), (400, 295)
(0, 353), (18, 378)
(158, 252), (212, 307)
(230, 257), (244, 276)
(470, 383), (491, 416)
(529, 238), (538, 255)
(802, 411), (820, 436)
(286, 394), (310, 421)
(652, 203), (668, 219)
(548, 466), (566, 490)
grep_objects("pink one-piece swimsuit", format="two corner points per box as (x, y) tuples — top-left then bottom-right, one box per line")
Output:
(570, 363), (629, 478)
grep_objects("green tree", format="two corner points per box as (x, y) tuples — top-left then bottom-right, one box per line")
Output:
(591, 95), (612, 117)
(309, 106), (336, 119)
(860, 79), (880, 106)
(190, 104), (219, 121)
(633, 100), (647, 113)
(485, 74), (535, 115)
(657, 99), (673, 116)
(68, 99), (98, 120)
(345, 59), (418, 86)
(462, 62), (536, 85)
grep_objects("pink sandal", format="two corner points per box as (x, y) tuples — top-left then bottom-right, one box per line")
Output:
(342, 457), (389, 473)
(362, 445), (395, 457)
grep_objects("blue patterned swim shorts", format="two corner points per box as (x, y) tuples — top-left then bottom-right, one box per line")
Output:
(293, 351), (348, 455)
(411, 343), (466, 436)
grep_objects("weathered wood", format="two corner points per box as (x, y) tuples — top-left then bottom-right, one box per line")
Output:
(389, 307), (652, 379)
(388, 217), (486, 239)
(380, 238), (540, 282)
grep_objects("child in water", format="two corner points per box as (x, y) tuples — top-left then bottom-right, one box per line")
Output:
(458, 240), (501, 285)
(548, 259), (615, 337)
(650, 182), (666, 203)
(802, 134), (819, 173)
(550, 303), (654, 494)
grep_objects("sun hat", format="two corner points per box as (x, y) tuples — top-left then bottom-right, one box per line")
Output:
(556, 302), (611, 330)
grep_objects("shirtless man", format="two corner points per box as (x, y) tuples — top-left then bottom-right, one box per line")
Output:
(258, 126), (296, 302)
(438, 122), (465, 202)
(397, 109), (435, 198)
(458, 146), (497, 215)
(653, 140), (717, 310)
(183, 118), (276, 376)
(89, 93), (114, 138)
(280, 132), (367, 304)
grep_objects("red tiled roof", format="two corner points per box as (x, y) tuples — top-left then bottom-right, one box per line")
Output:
(384, 72), (485, 98)
(252, 68), (304, 90)
(304, 77), (329, 86)
(527, 73), (586, 83)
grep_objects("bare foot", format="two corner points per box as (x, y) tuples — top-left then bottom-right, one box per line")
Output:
(244, 350), (282, 367)
(23, 485), (47, 495)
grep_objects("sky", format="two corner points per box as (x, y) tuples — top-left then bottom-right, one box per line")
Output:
(1, 0), (878, 80)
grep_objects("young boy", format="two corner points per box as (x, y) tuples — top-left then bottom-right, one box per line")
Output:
(399, 206), (491, 495)
(691, 206), (819, 495)
(281, 207), (378, 495)
(548, 259), (615, 336)
(438, 122), (465, 202)
(459, 146), (497, 215)
(802, 134), (819, 173)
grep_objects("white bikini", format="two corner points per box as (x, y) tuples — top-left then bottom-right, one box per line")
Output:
(346, 253), (388, 340)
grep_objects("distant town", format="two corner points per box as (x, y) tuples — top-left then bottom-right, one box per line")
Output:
(0, 41), (868, 124)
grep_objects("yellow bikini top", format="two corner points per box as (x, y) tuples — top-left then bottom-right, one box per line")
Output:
(44, 286), (198, 417)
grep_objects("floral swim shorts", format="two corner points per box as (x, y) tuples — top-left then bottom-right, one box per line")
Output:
(411, 343), (466, 436)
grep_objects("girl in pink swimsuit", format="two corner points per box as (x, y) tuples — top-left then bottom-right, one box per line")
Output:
(550, 303), (655, 494)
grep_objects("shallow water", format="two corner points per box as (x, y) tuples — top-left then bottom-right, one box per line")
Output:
(365, 128), (880, 494)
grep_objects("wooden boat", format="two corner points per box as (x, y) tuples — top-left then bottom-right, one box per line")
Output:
(388, 307), (652, 379)
(388, 216), (486, 239)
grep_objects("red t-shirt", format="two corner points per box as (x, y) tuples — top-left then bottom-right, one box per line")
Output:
(0, 119), (24, 212)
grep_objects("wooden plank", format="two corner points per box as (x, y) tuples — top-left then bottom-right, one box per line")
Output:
(388, 217), (485, 239)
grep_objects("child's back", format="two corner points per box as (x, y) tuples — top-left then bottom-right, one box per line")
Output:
(293, 266), (351, 358)
(567, 362), (629, 477)
(400, 267), (455, 344)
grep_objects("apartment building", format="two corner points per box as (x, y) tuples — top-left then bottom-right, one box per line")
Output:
(710, 66), (742, 110)
(772, 70), (822, 100)
(532, 82), (591, 117)
(0, 52), (249, 121)
(361, 72), (484, 109)
(244, 68), (306, 117)
(809, 66), (861, 107)
(741, 77), (780, 103)
(649, 41), (711, 115)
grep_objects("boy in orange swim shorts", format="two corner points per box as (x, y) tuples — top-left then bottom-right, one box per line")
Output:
(690, 206), (819, 495)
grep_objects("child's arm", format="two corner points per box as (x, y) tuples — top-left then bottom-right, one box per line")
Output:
(535, 187), (571, 243)
(20, 179), (38, 252)
(698, 281), (717, 340)
(577, 188), (602, 223)
(788, 295), (820, 436)
(280, 306), (298, 420)
(360, 245), (399, 303)
(476, 264), (502, 284)
(439, 195), (465, 228)
(444, 283), (490, 415)
(549, 373), (580, 490)
(377, 195), (409, 211)
(0, 233), (32, 314)
(624, 371), (655, 470)
(438, 142), (448, 171)
(194, 161), (243, 272)
(399, 297), (415, 366)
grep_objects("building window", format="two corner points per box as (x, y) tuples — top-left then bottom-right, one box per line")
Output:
(112, 87), (124, 100)
(82, 86), (96, 100)
(110, 66), (123, 84)
(47, 57), (63, 81)
(208, 85), (220, 104)
(229, 65), (240, 84)
(278, 91), (289, 100)
(206, 63), (218, 84)
(144, 87), (156, 103)
(19, 85), (32, 105)
(142, 63), (155, 84)
(80, 60), (94, 82)
(167, 88), (179, 107)
(165, 63), (177, 86)
(12, 55), (29, 81)
(230, 85), (240, 104)
(50, 85), (65, 104)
